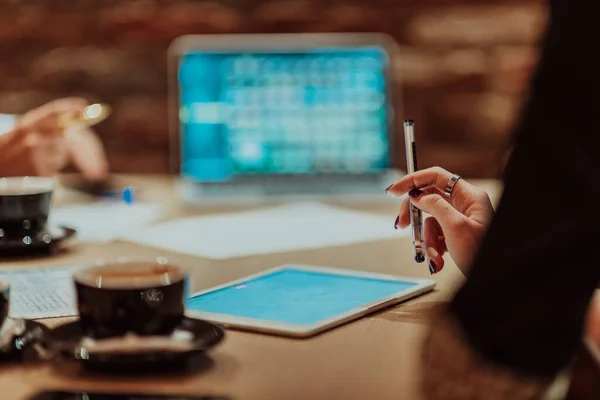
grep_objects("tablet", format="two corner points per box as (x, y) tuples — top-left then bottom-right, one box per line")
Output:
(186, 265), (435, 337)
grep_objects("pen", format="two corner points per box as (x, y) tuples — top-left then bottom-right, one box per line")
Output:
(403, 120), (425, 263)
(67, 181), (136, 205)
(58, 103), (111, 129)
(101, 186), (136, 205)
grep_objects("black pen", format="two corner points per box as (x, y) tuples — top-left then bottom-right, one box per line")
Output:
(403, 120), (425, 263)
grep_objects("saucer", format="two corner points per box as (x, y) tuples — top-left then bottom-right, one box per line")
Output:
(42, 317), (225, 373)
(0, 226), (76, 257)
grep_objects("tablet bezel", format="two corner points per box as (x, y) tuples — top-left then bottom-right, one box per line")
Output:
(185, 264), (435, 337)
(167, 32), (403, 178)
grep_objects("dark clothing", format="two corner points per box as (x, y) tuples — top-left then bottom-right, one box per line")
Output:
(450, 0), (600, 378)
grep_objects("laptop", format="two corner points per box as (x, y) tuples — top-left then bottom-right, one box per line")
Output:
(168, 33), (403, 202)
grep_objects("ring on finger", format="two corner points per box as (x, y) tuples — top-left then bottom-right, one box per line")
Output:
(444, 174), (461, 198)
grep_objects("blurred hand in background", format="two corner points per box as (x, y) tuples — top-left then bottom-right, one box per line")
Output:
(0, 98), (108, 181)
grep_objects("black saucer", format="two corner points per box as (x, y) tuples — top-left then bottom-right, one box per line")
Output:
(42, 317), (225, 373)
(0, 226), (76, 257)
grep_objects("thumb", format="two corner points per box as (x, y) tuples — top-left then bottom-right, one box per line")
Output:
(410, 191), (466, 238)
(66, 127), (109, 181)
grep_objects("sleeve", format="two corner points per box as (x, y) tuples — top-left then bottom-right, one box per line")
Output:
(445, 0), (600, 378)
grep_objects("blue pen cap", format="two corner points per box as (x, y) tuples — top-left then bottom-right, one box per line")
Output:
(123, 186), (135, 204)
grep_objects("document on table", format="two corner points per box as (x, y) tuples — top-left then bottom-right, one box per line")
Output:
(0, 267), (79, 319)
(123, 202), (407, 260)
(50, 202), (163, 243)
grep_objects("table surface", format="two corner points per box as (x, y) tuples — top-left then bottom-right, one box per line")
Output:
(0, 175), (573, 400)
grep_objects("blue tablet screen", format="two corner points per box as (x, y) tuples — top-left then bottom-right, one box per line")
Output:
(186, 267), (416, 325)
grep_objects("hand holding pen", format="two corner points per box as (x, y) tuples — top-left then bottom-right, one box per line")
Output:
(387, 165), (494, 276)
(0, 98), (110, 181)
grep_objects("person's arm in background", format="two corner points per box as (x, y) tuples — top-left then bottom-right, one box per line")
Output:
(420, 0), (600, 397)
(0, 99), (108, 181)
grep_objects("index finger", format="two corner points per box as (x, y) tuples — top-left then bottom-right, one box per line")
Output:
(17, 97), (89, 130)
(387, 166), (466, 196)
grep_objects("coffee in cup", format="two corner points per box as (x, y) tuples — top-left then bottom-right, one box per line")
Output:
(0, 177), (54, 240)
(73, 258), (187, 339)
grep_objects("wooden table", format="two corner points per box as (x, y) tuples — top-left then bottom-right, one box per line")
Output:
(0, 176), (591, 400)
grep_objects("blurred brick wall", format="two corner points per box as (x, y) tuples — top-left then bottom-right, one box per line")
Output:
(0, 0), (547, 178)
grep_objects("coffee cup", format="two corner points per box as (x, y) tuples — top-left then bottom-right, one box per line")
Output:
(73, 258), (188, 339)
(0, 177), (54, 240)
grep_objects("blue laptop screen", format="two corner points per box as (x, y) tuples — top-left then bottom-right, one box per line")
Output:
(186, 268), (416, 325)
(178, 46), (390, 182)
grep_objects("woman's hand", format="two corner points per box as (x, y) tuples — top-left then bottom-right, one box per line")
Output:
(0, 98), (108, 181)
(388, 168), (600, 360)
(386, 167), (495, 275)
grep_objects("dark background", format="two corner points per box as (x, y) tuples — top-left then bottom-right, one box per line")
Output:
(0, 0), (547, 177)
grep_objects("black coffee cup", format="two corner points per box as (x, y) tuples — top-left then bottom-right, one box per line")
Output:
(0, 177), (54, 240)
(73, 258), (188, 339)
(0, 281), (9, 327)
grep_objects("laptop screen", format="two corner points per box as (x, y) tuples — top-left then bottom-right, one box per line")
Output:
(178, 46), (391, 182)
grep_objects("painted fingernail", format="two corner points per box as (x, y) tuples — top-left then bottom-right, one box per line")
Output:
(394, 215), (399, 230)
(385, 184), (393, 192)
(409, 188), (423, 198)
(428, 260), (437, 275)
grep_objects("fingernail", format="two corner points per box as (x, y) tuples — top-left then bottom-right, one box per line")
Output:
(409, 188), (423, 198)
(386, 184), (400, 197)
(394, 215), (399, 230)
(428, 260), (437, 275)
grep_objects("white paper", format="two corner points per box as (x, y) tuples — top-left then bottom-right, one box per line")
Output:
(124, 202), (407, 260)
(0, 114), (16, 136)
(50, 202), (163, 243)
(0, 267), (78, 319)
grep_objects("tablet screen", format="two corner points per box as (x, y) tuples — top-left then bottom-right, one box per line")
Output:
(186, 268), (416, 325)
(178, 46), (390, 181)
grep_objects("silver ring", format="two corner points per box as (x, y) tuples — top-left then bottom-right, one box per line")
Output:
(444, 174), (461, 198)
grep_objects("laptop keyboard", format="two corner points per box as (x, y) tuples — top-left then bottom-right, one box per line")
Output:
(194, 174), (385, 196)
